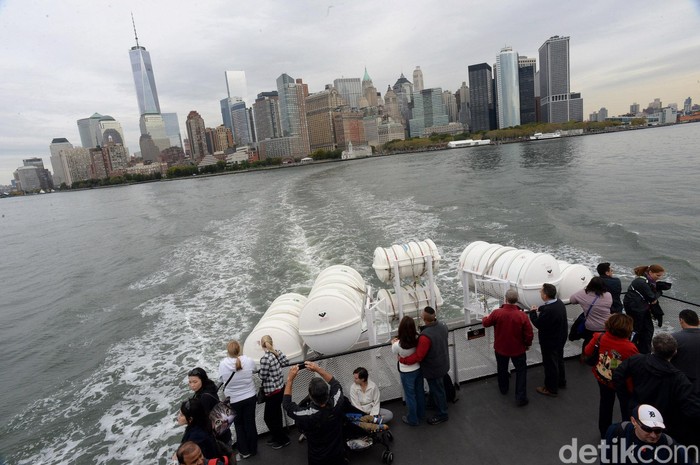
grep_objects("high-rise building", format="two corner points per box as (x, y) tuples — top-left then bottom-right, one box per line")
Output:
(306, 85), (345, 151)
(333, 78), (362, 109)
(129, 23), (161, 116)
(630, 102), (640, 115)
(413, 66), (424, 92)
(139, 114), (170, 158)
(383, 85), (402, 123)
(49, 138), (73, 186)
(468, 63), (496, 132)
(186, 111), (209, 160)
(518, 56), (537, 125)
(162, 113), (183, 149)
(332, 109), (367, 149)
(61, 147), (92, 186)
(538, 35), (583, 123)
(393, 74), (414, 127)
(21, 158), (53, 190)
(456, 82), (471, 130)
(276, 74), (310, 158)
(220, 97), (235, 134)
(684, 97), (693, 115)
(496, 47), (521, 128)
(361, 68), (378, 108)
(230, 100), (252, 146)
(442, 91), (458, 123)
(252, 91), (282, 141)
(77, 113), (103, 148)
(409, 88), (449, 137)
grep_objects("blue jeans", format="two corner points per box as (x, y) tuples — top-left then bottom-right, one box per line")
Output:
(426, 376), (448, 420)
(400, 369), (425, 425)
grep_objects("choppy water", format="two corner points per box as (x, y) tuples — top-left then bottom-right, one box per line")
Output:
(1, 123), (699, 464)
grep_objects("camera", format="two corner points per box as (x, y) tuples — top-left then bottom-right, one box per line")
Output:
(297, 362), (306, 369)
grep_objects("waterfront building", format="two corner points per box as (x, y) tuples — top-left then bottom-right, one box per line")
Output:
(230, 100), (252, 146)
(77, 113), (103, 148)
(630, 102), (640, 115)
(62, 147), (92, 186)
(456, 82), (471, 130)
(16, 158), (52, 191)
(413, 66), (424, 92)
(185, 111), (209, 160)
(333, 77), (362, 109)
(377, 117), (406, 146)
(383, 86), (402, 123)
(409, 88), (449, 137)
(683, 97), (692, 115)
(49, 138), (73, 186)
(442, 90), (458, 123)
(332, 108), (367, 150)
(277, 74), (310, 158)
(162, 113), (183, 149)
(468, 63), (496, 132)
(306, 85), (345, 152)
(257, 136), (298, 161)
(538, 35), (583, 123)
(496, 47), (521, 128)
(393, 73), (414, 128)
(518, 56), (537, 125)
(361, 68), (379, 108)
(648, 98), (662, 111)
(252, 91), (282, 141)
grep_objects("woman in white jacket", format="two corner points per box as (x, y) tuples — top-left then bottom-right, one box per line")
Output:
(219, 340), (257, 460)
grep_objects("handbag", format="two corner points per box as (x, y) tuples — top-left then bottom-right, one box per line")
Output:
(584, 332), (604, 366)
(568, 296), (599, 341)
(209, 370), (236, 436)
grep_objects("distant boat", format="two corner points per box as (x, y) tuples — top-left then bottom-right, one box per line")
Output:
(530, 131), (561, 140)
(447, 139), (492, 148)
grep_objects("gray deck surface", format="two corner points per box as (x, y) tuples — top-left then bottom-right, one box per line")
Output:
(243, 357), (605, 465)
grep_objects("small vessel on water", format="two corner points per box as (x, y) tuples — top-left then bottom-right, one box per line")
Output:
(446, 139), (492, 148)
(530, 131), (562, 140)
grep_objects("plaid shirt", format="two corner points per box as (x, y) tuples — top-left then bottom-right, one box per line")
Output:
(259, 350), (289, 394)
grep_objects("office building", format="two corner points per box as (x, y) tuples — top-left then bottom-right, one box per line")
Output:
(538, 35), (583, 123)
(162, 113), (183, 149)
(409, 88), (449, 137)
(186, 111), (209, 160)
(393, 74), (414, 127)
(456, 82), (471, 130)
(77, 113), (103, 148)
(139, 114), (170, 158)
(225, 70), (248, 101)
(306, 85), (345, 151)
(333, 109), (367, 149)
(129, 29), (161, 116)
(49, 138), (73, 186)
(442, 90), (458, 123)
(495, 47), (521, 128)
(276, 74), (310, 158)
(518, 56), (537, 125)
(333, 77), (362, 109)
(413, 66), (424, 93)
(468, 63), (496, 132)
(361, 68), (379, 108)
(20, 158), (52, 190)
(230, 100), (252, 146)
(630, 102), (640, 115)
(252, 92), (282, 141)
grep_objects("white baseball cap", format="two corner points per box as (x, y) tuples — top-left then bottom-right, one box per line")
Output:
(635, 404), (666, 429)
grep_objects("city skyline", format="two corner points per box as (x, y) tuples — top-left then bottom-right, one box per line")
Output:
(1, 0), (699, 182)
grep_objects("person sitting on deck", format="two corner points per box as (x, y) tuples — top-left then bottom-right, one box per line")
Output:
(347, 366), (393, 423)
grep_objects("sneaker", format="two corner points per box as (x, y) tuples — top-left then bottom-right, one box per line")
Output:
(427, 416), (448, 425)
(271, 440), (291, 449)
(401, 415), (418, 426)
(235, 452), (252, 461)
(536, 386), (558, 397)
(298, 433), (306, 443)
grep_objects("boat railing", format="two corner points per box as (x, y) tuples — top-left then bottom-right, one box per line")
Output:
(249, 294), (697, 436)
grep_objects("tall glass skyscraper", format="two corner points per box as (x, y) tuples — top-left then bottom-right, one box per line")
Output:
(495, 47), (521, 128)
(468, 63), (496, 132)
(538, 35), (583, 123)
(129, 44), (161, 116)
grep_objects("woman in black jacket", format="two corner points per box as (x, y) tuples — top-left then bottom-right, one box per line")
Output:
(187, 367), (232, 445)
(177, 398), (221, 461)
(623, 264), (665, 354)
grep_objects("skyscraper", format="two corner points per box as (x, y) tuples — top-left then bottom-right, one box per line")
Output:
(230, 100), (252, 146)
(442, 90), (458, 123)
(361, 68), (379, 108)
(413, 66), (424, 92)
(225, 71), (248, 101)
(162, 113), (183, 149)
(496, 47), (521, 128)
(306, 85), (345, 151)
(129, 22), (161, 116)
(77, 113), (103, 148)
(333, 78), (362, 109)
(393, 74), (414, 127)
(252, 91), (282, 141)
(186, 111), (208, 160)
(518, 56), (537, 125)
(49, 138), (73, 186)
(409, 88), (449, 137)
(456, 81), (471, 130)
(538, 35), (583, 123)
(468, 63), (496, 132)
(276, 74), (310, 158)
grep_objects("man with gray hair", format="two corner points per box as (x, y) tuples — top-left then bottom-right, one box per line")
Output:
(672, 309), (700, 451)
(613, 332), (700, 440)
(482, 289), (534, 406)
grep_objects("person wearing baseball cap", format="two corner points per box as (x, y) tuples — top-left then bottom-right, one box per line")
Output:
(602, 404), (690, 464)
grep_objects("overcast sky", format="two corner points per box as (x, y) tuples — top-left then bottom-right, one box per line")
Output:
(1, 0), (699, 183)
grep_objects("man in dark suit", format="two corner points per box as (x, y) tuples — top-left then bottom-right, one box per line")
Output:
(529, 283), (568, 397)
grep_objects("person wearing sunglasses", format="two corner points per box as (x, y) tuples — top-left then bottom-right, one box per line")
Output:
(602, 404), (690, 464)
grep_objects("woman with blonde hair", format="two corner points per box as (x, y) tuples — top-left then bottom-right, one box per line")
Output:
(623, 264), (665, 354)
(218, 340), (257, 460)
(258, 335), (290, 449)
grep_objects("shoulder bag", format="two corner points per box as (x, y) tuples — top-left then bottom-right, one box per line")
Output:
(584, 332), (604, 367)
(568, 296), (599, 341)
(209, 370), (236, 437)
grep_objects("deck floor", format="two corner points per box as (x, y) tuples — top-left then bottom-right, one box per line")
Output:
(244, 357), (607, 465)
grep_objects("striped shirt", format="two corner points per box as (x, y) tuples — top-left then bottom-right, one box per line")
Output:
(259, 350), (289, 394)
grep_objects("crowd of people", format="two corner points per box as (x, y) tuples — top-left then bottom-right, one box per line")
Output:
(172, 261), (700, 465)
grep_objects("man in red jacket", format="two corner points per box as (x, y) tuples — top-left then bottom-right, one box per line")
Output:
(482, 289), (534, 406)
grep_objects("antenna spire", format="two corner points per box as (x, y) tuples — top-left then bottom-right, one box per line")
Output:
(131, 12), (140, 47)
